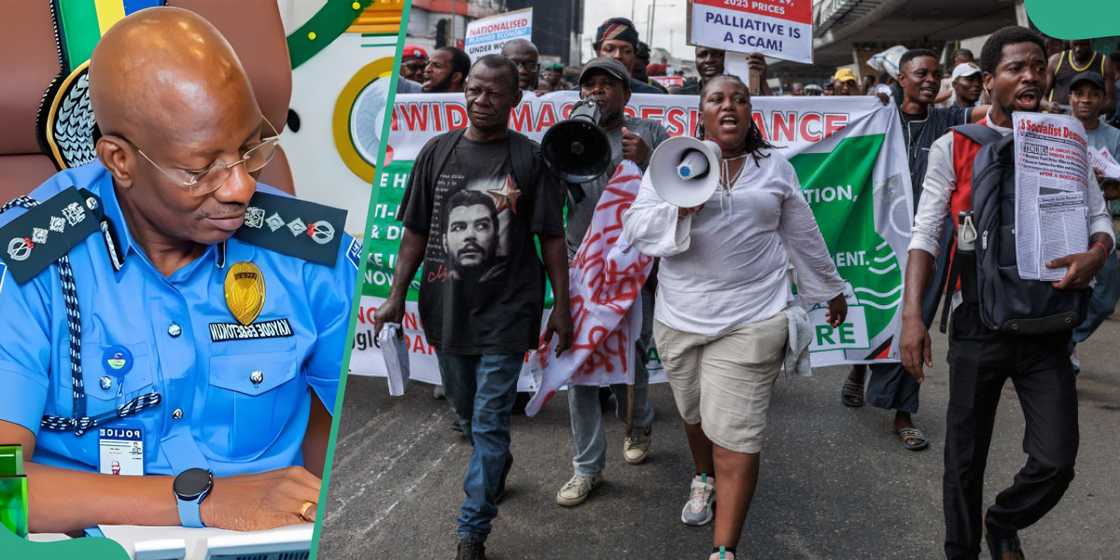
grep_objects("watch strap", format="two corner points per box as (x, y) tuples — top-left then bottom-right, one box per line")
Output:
(176, 493), (205, 528)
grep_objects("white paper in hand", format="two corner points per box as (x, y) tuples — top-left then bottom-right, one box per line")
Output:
(378, 323), (410, 396)
(1090, 146), (1120, 180)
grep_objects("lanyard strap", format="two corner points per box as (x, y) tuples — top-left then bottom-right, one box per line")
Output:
(2, 193), (160, 437)
(41, 392), (162, 436)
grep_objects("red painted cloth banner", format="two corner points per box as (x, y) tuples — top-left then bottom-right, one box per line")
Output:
(525, 161), (654, 416)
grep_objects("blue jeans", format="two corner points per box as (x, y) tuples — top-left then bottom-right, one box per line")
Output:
(1072, 251), (1120, 345)
(567, 288), (655, 476)
(436, 352), (523, 544)
(567, 355), (655, 476)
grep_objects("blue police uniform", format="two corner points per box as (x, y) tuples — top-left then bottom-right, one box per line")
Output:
(0, 161), (358, 477)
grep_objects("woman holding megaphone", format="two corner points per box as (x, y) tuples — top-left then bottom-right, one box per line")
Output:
(622, 74), (848, 560)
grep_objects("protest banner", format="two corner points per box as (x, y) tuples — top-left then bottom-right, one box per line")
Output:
(687, 0), (813, 63)
(349, 93), (912, 391)
(464, 8), (533, 62)
(651, 75), (685, 89)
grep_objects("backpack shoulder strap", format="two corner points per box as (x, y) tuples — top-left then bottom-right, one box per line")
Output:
(506, 130), (536, 191)
(951, 123), (1004, 146)
(429, 128), (467, 182)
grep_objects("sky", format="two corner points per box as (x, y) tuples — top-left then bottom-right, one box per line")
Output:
(581, 0), (695, 62)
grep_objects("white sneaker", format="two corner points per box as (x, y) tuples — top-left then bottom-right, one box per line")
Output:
(681, 474), (715, 526)
(623, 428), (652, 464)
(556, 473), (601, 507)
(707, 550), (735, 560)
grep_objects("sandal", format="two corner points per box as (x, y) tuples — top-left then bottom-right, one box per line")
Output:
(841, 379), (865, 408)
(895, 427), (930, 451)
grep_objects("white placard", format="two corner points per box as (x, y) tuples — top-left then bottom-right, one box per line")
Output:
(688, 0), (813, 63)
(464, 8), (533, 62)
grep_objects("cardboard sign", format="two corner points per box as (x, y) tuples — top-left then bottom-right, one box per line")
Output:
(688, 0), (813, 63)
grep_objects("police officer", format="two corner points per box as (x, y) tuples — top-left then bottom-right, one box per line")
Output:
(0, 8), (355, 533)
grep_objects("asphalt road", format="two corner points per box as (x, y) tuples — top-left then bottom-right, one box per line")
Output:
(318, 318), (1120, 560)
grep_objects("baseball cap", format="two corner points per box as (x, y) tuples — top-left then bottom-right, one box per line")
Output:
(950, 62), (982, 81)
(579, 57), (631, 89)
(402, 44), (428, 61)
(1070, 71), (1106, 91)
(832, 67), (857, 84)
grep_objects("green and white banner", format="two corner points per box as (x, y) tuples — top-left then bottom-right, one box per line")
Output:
(349, 94), (912, 385)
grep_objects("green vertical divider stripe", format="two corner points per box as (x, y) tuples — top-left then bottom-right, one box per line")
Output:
(56, 0), (103, 68)
(309, 1), (411, 557)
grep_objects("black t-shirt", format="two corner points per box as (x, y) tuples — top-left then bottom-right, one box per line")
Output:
(899, 106), (968, 208)
(400, 132), (565, 354)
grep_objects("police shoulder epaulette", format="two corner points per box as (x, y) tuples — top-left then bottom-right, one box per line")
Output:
(0, 187), (101, 284)
(236, 191), (348, 267)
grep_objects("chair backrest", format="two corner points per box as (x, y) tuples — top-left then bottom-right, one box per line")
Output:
(0, 2), (65, 202)
(0, 1), (295, 202)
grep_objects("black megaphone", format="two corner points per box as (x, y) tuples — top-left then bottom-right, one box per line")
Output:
(541, 98), (612, 202)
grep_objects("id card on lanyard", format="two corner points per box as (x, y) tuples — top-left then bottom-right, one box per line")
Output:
(98, 427), (144, 476)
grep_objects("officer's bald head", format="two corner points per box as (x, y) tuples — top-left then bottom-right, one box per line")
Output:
(89, 7), (264, 253)
(90, 7), (259, 147)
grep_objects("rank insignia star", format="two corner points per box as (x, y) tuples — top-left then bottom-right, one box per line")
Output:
(488, 174), (522, 215)
(244, 207), (265, 229)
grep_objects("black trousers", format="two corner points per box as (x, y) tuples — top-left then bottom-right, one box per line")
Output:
(943, 303), (1079, 560)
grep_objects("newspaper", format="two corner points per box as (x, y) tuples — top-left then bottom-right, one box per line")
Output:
(1012, 113), (1090, 282)
(377, 323), (410, 396)
(1090, 145), (1120, 180)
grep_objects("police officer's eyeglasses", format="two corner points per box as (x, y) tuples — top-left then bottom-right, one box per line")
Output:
(126, 118), (281, 195)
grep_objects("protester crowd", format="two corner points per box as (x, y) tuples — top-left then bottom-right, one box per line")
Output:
(387, 16), (1119, 560)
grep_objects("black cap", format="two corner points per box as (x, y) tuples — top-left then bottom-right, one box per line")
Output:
(579, 57), (631, 89)
(1070, 71), (1105, 92)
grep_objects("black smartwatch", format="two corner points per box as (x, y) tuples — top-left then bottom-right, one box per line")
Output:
(173, 468), (213, 528)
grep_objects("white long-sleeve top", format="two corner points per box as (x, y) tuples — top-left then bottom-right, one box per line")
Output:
(910, 112), (1116, 258)
(622, 150), (846, 336)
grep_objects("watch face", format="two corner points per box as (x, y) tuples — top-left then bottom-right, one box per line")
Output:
(174, 468), (212, 500)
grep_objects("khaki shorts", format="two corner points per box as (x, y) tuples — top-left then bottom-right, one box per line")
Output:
(653, 312), (788, 454)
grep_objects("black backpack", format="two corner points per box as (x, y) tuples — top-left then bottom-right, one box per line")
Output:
(943, 124), (1089, 335)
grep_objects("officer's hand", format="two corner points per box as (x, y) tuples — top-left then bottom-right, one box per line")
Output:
(200, 466), (322, 531)
(374, 296), (406, 339)
(826, 294), (848, 328)
(1049, 247), (1107, 290)
(542, 305), (573, 356)
(621, 127), (651, 167)
(900, 314), (931, 383)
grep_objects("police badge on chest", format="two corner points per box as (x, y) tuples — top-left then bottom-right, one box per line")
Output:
(209, 261), (294, 342)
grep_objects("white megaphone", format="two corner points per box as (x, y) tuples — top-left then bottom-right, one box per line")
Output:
(646, 136), (722, 207)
